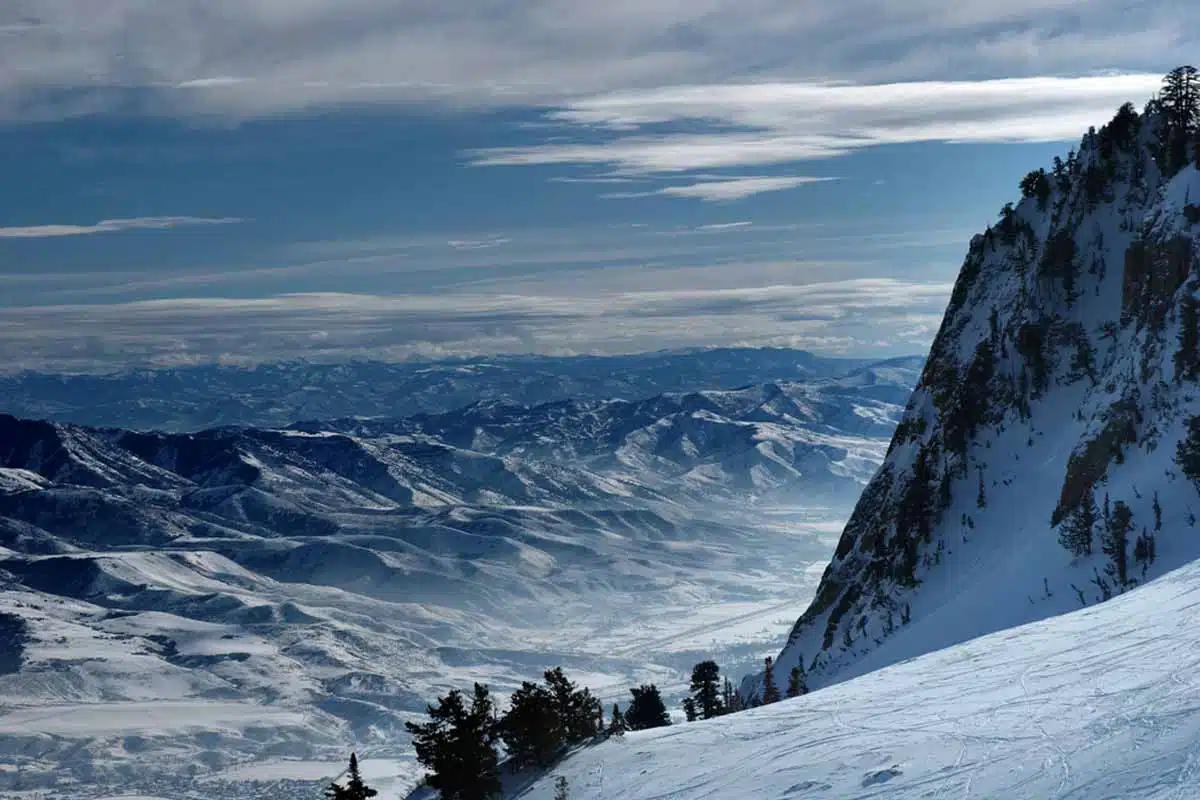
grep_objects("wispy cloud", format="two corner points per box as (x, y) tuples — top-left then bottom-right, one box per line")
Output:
(0, 277), (950, 372)
(446, 236), (511, 250)
(0, 216), (242, 239)
(695, 221), (754, 232)
(471, 74), (1163, 177)
(604, 176), (837, 201)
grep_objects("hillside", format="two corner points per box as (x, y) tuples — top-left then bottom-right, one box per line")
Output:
(749, 92), (1200, 697)
(520, 556), (1200, 799)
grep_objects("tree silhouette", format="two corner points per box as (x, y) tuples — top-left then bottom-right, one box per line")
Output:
(688, 660), (725, 719)
(682, 696), (698, 722)
(324, 753), (378, 800)
(1058, 493), (1097, 557)
(761, 657), (781, 704)
(500, 681), (561, 769)
(607, 703), (625, 737)
(1103, 501), (1134, 586)
(1177, 416), (1200, 491)
(786, 658), (809, 699)
(405, 683), (501, 799)
(1161, 66), (1199, 174)
(625, 685), (671, 731)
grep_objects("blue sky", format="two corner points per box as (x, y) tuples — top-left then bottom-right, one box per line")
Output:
(0, 1), (1195, 373)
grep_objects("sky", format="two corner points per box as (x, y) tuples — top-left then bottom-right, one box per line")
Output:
(0, 1), (1195, 373)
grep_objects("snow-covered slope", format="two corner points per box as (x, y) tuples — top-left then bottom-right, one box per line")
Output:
(521, 556), (1200, 799)
(753, 102), (1200, 698)
(0, 349), (904, 432)
(0, 365), (918, 797)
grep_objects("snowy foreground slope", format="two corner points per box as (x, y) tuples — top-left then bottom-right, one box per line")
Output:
(750, 101), (1200, 698)
(523, 558), (1200, 800)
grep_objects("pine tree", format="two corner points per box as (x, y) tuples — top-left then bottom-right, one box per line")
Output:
(688, 660), (725, 720)
(543, 667), (602, 745)
(607, 703), (625, 737)
(500, 681), (562, 769)
(1058, 493), (1097, 557)
(1176, 290), (1199, 381)
(976, 467), (987, 509)
(324, 753), (379, 800)
(786, 657), (808, 699)
(1071, 334), (1096, 383)
(625, 685), (671, 731)
(761, 656), (781, 704)
(1134, 526), (1157, 579)
(1052, 155), (1067, 182)
(1019, 168), (1052, 210)
(554, 776), (570, 800)
(1153, 491), (1163, 533)
(405, 684), (501, 800)
(938, 465), (952, 509)
(1177, 416), (1200, 491)
(500, 668), (601, 769)
(1160, 66), (1199, 174)
(682, 696), (697, 722)
(1103, 501), (1134, 586)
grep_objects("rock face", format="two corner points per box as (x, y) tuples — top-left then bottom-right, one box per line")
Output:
(752, 100), (1200, 696)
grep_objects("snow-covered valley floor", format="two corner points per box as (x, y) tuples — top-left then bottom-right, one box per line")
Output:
(516, 557), (1200, 800)
(0, 509), (842, 799)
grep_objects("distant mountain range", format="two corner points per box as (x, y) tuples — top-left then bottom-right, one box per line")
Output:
(0, 348), (909, 431)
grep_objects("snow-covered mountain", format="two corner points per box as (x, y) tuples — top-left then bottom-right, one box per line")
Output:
(0, 348), (895, 432)
(0, 363), (918, 797)
(750, 100), (1200, 700)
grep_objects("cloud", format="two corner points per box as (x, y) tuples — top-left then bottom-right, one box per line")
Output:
(0, 277), (950, 373)
(604, 175), (836, 201)
(0, 1), (1196, 120)
(695, 221), (753, 231)
(0, 216), (242, 239)
(446, 236), (511, 250)
(471, 74), (1164, 175)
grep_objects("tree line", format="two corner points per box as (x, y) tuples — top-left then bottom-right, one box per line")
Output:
(395, 655), (810, 798)
(400, 667), (668, 799)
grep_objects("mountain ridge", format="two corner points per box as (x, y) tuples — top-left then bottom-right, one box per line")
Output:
(0, 349), (921, 433)
(751, 88), (1200, 699)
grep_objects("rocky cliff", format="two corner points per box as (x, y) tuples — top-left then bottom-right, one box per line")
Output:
(753, 89), (1200, 696)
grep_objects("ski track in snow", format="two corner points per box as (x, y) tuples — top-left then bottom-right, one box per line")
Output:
(519, 559), (1200, 799)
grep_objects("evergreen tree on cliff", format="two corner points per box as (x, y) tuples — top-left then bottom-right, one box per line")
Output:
(1059, 493), (1097, 557)
(1160, 66), (1199, 174)
(1103, 501), (1135, 587)
(786, 658), (809, 699)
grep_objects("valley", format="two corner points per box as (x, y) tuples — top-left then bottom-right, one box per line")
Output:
(0, 353), (917, 797)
